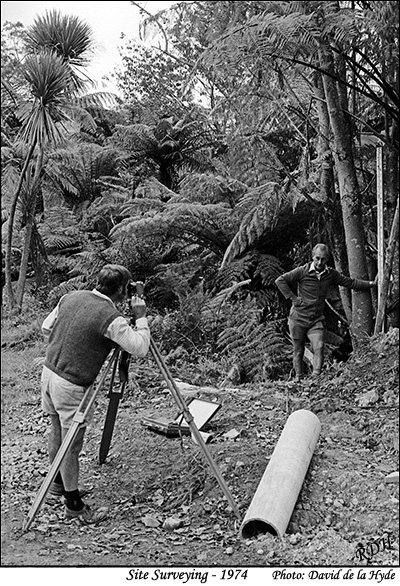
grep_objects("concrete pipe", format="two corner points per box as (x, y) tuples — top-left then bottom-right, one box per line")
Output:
(239, 409), (321, 539)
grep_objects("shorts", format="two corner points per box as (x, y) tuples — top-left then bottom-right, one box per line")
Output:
(288, 319), (325, 343)
(41, 366), (94, 429)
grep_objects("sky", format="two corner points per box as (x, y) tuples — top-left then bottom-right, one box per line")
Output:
(1, 1), (178, 91)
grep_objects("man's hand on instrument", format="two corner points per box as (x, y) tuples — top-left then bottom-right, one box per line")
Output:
(130, 295), (147, 319)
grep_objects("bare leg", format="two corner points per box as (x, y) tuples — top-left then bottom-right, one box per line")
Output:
(48, 414), (85, 491)
(289, 319), (307, 378)
(308, 329), (325, 374)
(292, 339), (305, 377)
(59, 426), (86, 492)
(48, 414), (62, 463)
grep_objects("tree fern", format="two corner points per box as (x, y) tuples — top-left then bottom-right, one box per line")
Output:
(39, 207), (81, 249)
(221, 181), (287, 267)
(179, 173), (247, 206)
(202, 278), (251, 320)
(44, 143), (124, 212)
(43, 234), (80, 254)
(133, 177), (179, 202)
(111, 200), (234, 257)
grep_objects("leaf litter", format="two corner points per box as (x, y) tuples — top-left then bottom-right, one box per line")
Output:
(1, 329), (399, 566)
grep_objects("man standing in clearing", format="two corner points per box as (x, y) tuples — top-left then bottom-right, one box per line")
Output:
(275, 244), (376, 382)
(41, 264), (150, 524)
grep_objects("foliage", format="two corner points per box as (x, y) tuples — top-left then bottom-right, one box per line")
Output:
(108, 113), (218, 191)
(44, 143), (125, 213)
(221, 182), (295, 267)
(16, 51), (73, 146)
(2, 2), (398, 363)
(147, 278), (291, 382)
(24, 9), (96, 94)
(114, 42), (193, 118)
(202, 282), (291, 381)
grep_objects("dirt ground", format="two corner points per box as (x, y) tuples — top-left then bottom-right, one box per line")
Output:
(1, 326), (399, 573)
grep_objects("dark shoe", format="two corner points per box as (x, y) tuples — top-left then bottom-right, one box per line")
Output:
(65, 503), (108, 525)
(309, 372), (323, 385)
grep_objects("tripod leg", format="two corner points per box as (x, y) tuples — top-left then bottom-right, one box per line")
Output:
(99, 351), (131, 465)
(149, 338), (240, 519)
(23, 348), (119, 532)
(99, 350), (121, 464)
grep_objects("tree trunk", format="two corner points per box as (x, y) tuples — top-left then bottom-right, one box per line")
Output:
(15, 149), (44, 311)
(385, 123), (399, 328)
(5, 142), (37, 310)
(374, 195), (399, 334)
(30, 221), (50, 290)
(319, 45), (374, 340)
(313, 72), (352, 323)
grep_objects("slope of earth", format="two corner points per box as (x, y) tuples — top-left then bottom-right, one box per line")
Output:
(1, 325), (399, 568)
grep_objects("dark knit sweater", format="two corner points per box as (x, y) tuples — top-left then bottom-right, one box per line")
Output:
(275, 263), (373, 328)
(45, 290), (122, 386)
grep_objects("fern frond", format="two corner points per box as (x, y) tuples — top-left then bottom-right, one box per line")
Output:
(221, 182), (285, 267)
(179, 173), (247, 206)
(41, 206), (78, 229)
(42, 234), (80, 251)
(213, 259), (253, 292)
(2, 207), (9, 224)
(111, 201), (233, 256)
(217, 309), (291, 382)
(202, 279), (251, 319)
(77, 91), (120, 111)
(69, 250), (108, 276)
(113, 123), (157, 154)
(47, 275), (87, 305)
(252, 252), (284, 285)
(134, 177), (178, 201)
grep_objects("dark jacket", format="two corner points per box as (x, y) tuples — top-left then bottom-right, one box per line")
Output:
(275, 263), (372, 328)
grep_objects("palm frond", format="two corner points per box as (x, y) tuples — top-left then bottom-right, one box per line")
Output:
(17, 51), (73, 146)
(25, 9), (95, 93)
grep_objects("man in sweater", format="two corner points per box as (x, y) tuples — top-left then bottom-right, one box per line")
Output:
(41, 264), (150, 524)
(275, 244), (376, 382)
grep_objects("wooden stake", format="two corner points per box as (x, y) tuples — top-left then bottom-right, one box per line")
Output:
(376, 143), (385, 332)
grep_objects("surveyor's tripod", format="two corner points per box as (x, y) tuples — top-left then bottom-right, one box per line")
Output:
(23, 338), (240, 531)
